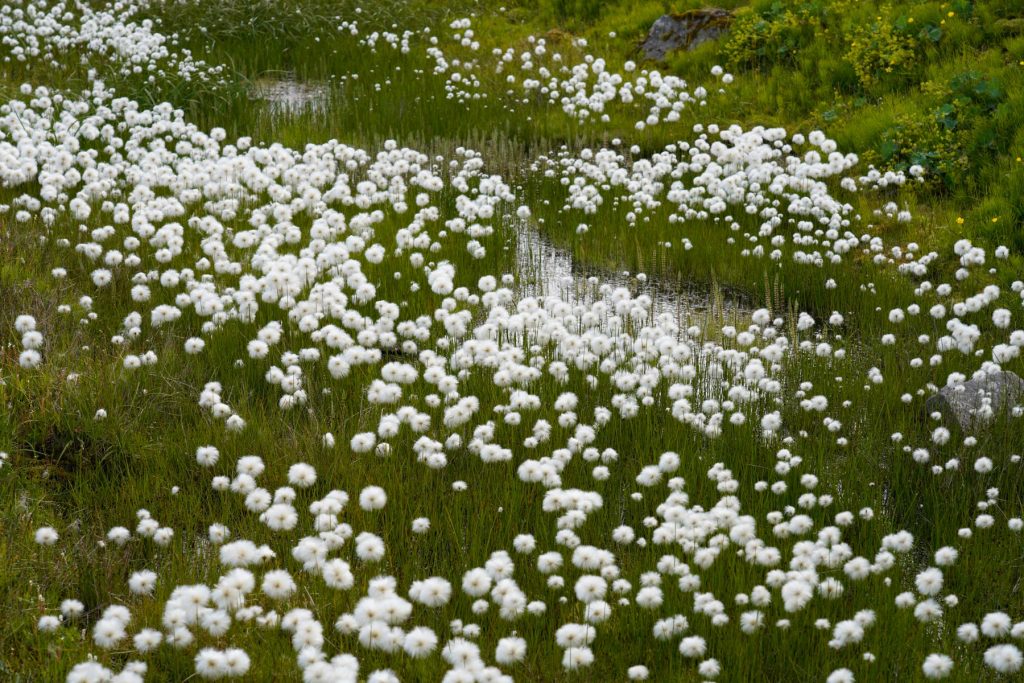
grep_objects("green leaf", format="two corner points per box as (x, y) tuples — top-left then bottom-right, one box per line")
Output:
(920, 24), (942, 43)
(935, 103), (958, 131)
(879, 140), (899, 161)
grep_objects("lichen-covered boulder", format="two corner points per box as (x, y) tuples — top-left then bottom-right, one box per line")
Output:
(640, 9), (732, 61)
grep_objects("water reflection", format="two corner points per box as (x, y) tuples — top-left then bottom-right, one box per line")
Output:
(252, 75), (328, 114)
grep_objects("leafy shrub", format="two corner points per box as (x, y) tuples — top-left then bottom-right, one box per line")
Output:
(725, 2), (830, 69)
(876, 113), (965, 187)
(874, 71), (1006, 188)
(845, 6), (919, 89)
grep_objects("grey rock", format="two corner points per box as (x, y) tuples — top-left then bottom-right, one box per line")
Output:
(640, 9), (732, 61)
(994, 18), (1024, 35)
(925, 370), (1024, 433)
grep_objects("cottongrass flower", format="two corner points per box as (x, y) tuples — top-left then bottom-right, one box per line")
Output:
(199, 610), (231, 637)
(441, 637), (482, 669)
(981, 612), (1013, 638)
(984, 644), (1023, 674)
(261, 504), (298, 532)
(321, 561), (358, 593)
(14, 315), (36, 335)
(359, 486), (388, 511)
(410, 577), (453, 607)
(914, 599), (943, 623)
(67, 662), (114, 683)
(826, 668), (855, 683)
(495, 636), (526, 664)
(167, 627), (195, 649)
(462, 568), (493, 597)
(195, 445), (220, 467)
(698, 658), (722, 678)
(34, 526), (59, 546)
(915, 568), (944, 596)
(20, 331), (43, 353)
(934, 547), (958, 566)
(627, 665), (650, 680)
(262, 569), (297, 600)
(957, 622), (980, 643)
(403, 626), (438, 658)
(195, 648), (228, 679)
(351, 432), (377, 453)
(922, 654), (954, 679)
(134, 628), (163, 652)
(555, 623), (595, 649)
(287, 463), (317, 488)
(561, 646), (594, 670)
(128, 570), (157, 596)
(37, 615), (60, 632)
(184, 337), (206, 354)
(60, 599), (84, 620)
(355, 533), (386, 562)
(679, 635), (707, 658)
(93, 616), (128, 649)
(222, 649), (251, 677)
(512, 534), (536, 554)
(19, 349), (42, 368)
